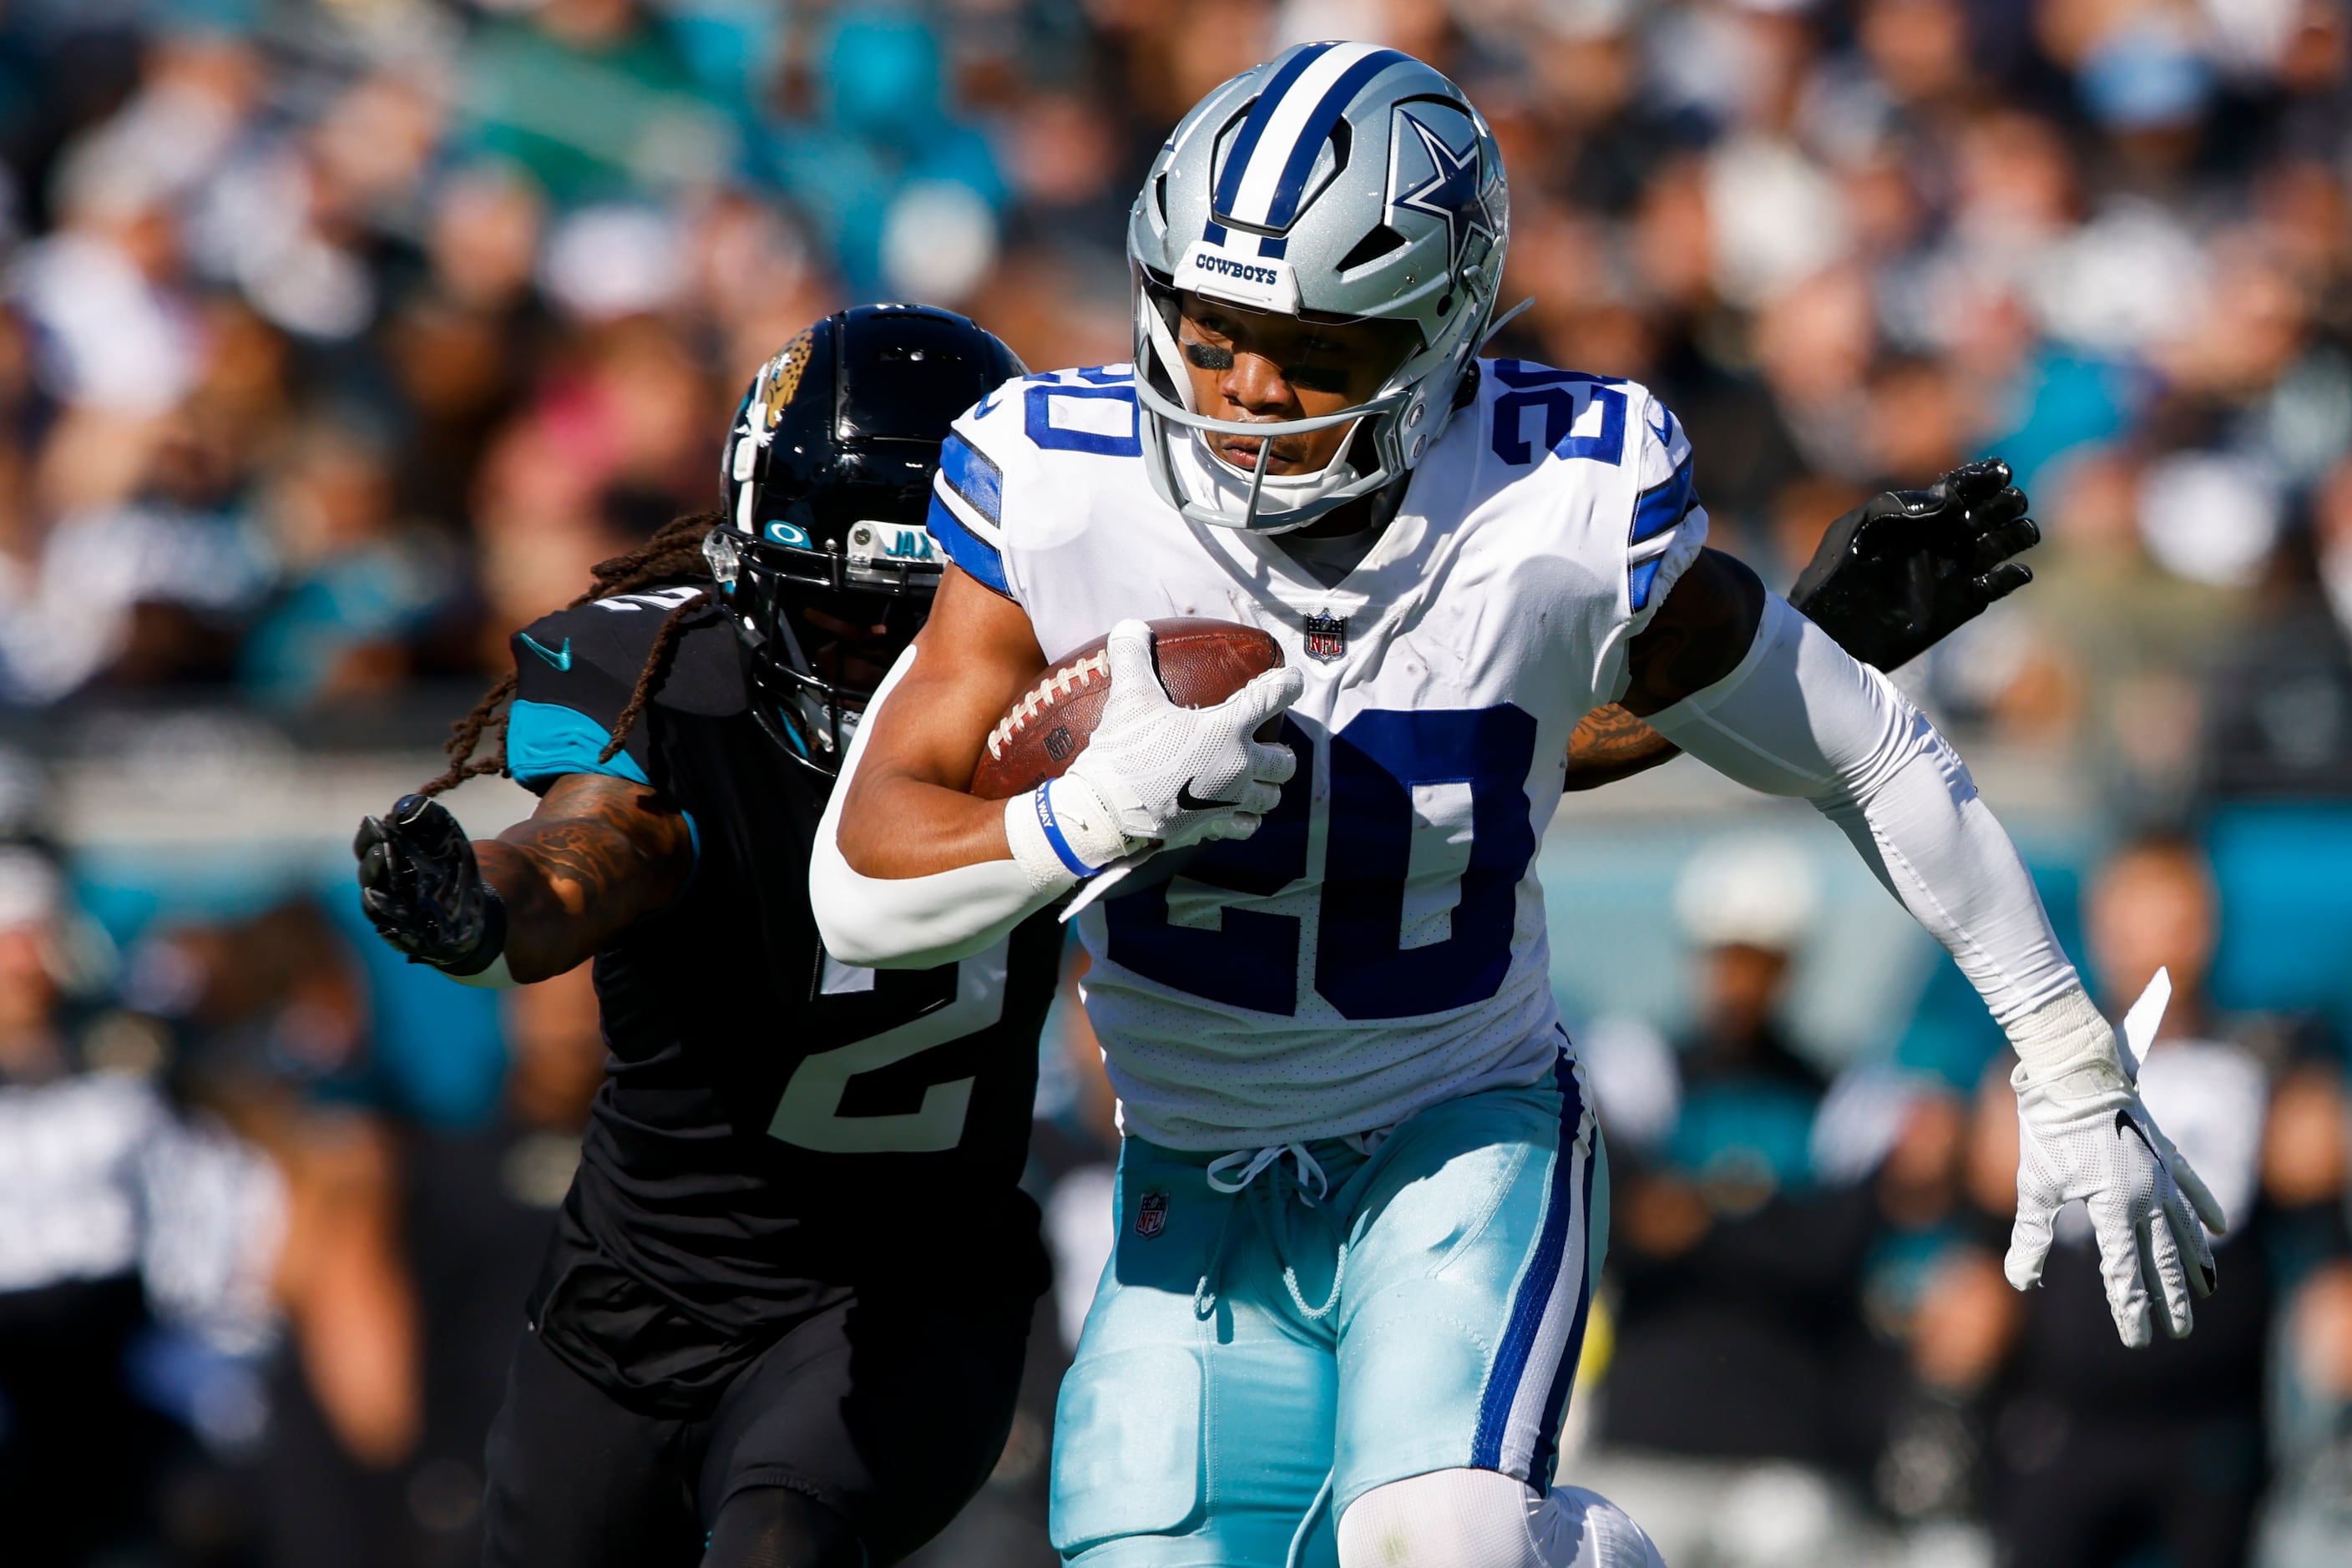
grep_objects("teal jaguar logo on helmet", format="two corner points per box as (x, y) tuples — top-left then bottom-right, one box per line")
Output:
(764, 519), (814, 549)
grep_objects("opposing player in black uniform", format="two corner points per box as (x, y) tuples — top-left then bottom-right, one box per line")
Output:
(352, 301), (2041, 1568)
(357, 306), (1055, 1568)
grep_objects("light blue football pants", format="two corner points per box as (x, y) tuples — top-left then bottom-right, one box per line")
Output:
(1048, 1053), (1607, 1568)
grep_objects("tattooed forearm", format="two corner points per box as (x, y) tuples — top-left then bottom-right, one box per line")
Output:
(1563, 704), (1682, 791)
(1620, 549), (1766, 716)
(473, 772), (694, 981)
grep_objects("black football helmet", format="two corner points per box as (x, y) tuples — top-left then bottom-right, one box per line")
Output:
(706, 305), (1024, 775)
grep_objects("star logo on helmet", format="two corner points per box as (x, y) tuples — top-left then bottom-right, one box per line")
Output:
(1393, 114), (1491, 274)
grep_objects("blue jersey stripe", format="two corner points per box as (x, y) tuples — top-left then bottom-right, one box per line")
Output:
(1630, 455), (1696, 544)
(1472, 1053), (1586, 1470)
(938, 432), (1003, 525)
(926, 492), (1012, 597)
(1211, 42), (1335, 222)
(1628, 556), (1665, 611)
(1260, 48), (1410, 230)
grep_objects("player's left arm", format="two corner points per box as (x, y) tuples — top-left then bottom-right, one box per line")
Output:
(1565, 460), (2038, 790)
(1622, 549), (2228, 1349)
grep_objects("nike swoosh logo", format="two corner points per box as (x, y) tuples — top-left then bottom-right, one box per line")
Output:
(519, 633), (572, 671)
(2113, 1110), (2213, 1289)
(2114, 1110), (2163, 1171)
(1176, 780), (1242, 812)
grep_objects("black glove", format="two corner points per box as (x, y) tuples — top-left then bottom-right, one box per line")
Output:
(353, 794), (506, 974)
(1788, 458), (2040, 672)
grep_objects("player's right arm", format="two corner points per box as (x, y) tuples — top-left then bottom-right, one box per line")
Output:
(355, 776), (692, 984)
(357, 596), (704, 984)
(812, 564), (1300, 969)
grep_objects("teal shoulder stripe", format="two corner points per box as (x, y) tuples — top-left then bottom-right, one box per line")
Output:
(506, 700), (650, 787)
(504, 700), (701, 868)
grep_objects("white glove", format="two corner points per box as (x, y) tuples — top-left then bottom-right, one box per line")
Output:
(2005, 971), (2228, 1348)
(1004, 619), (1302, 886)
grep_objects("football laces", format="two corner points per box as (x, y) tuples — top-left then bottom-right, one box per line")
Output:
(985, 650), (1110, 760)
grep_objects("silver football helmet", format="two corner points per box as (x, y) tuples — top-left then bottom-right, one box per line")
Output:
(1127, 42), (1509, 534)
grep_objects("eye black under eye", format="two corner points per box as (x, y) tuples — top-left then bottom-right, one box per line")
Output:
(1285, 364), (1348, 393)
(1185, 343), (1234, 371)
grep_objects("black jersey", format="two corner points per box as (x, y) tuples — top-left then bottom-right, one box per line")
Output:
(503, 587), (1057, 1410)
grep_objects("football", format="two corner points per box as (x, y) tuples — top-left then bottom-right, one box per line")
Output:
(968, 618), (1284, 799)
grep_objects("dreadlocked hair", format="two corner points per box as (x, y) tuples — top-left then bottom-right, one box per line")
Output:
(418, 510), (725, 798)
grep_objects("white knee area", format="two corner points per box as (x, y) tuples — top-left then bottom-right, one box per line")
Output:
(1335, 1468), (1667, 1568)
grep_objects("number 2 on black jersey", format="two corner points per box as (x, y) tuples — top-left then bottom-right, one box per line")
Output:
(766, 938), (1010, 1154)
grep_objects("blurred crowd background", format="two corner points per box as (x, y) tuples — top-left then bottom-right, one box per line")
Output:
(3, 1), (2352, 1566)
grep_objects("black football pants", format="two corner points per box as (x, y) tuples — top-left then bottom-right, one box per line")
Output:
(480, 1292), (1029, 1568)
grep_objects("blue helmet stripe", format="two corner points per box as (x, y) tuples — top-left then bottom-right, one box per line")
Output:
(1211, 41), (1336, 224)
(1257, 48), (1410, 231)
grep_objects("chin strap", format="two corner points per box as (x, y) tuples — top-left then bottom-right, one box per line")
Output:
(1479, 296), (1535, 350)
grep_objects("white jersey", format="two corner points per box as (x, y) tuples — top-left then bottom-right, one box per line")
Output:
(928, 358), (1707, 1149)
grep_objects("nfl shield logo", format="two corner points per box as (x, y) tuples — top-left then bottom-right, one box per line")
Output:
(1136, 1190), (1170, 1238)
(1302, 612), (1348, 663)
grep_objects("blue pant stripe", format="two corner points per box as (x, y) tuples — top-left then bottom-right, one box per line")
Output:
(1528, 1138), (1597, 1486)
(1469, 1053), (1584, 1470)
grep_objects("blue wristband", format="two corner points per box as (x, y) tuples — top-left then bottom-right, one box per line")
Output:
(1034, 783), (1100, 878)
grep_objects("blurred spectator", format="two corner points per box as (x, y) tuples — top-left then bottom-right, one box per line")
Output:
(761, 10), (1005, 301)
(0, 842), (281, 1564)
(1581, 836), (1881, 1568)
(240, 415), (456, 710)
(1966, 446), (2245, 799)
(127, 894), (419, 1565)
(460, 0), (731, 208)
(1803, 1062), (1992, 1544)
(2203, 455), (2352, 798)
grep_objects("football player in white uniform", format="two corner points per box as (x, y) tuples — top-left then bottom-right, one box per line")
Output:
(810, 43), (2224, 1568)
